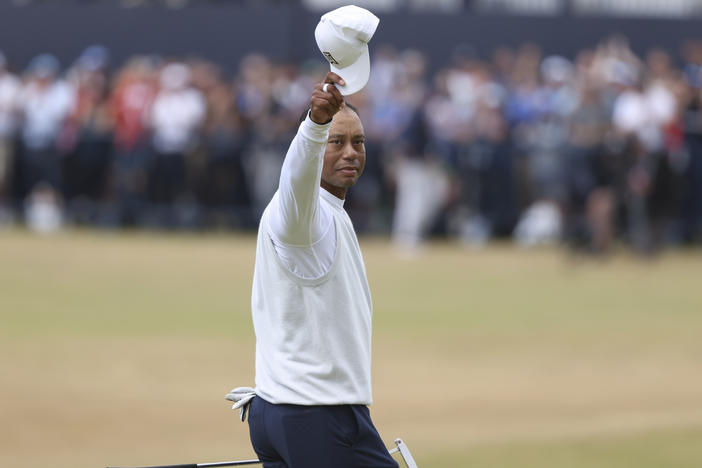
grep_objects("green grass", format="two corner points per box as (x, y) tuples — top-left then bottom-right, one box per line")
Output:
(436, 427), (702, 468)
(1, 229), (701, 468)
(0, 230), (256, 337)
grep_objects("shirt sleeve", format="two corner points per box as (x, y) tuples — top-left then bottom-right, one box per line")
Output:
(268, 113), (331, 246)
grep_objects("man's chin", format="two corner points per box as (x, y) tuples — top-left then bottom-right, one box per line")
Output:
(322, 175), (361, 194)
(332, 175), (359, 188)
(342, 178), (359, 188)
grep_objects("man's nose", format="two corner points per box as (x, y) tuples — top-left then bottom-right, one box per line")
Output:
(341, 143), (359, 160)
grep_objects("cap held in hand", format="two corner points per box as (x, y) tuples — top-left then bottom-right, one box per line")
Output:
(315, 5), (380, 96)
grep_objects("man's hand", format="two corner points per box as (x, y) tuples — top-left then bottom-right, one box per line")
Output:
(309, 72), (345, 125)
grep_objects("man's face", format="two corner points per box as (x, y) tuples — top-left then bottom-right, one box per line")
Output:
(320, 107), (366, 199)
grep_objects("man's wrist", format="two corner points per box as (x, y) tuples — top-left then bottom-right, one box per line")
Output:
(301, 111), (331, 143)
(309, 110), (332, 125)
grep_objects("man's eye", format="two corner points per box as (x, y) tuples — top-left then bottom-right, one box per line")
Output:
(329, 139), (342, 145)
(354, 139), (365, 145)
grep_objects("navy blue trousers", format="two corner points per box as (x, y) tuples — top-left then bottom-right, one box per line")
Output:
(248, 396), (399, 468)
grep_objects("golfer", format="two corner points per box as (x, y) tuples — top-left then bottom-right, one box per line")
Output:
(239, 67), (398, 467)
(225, 6), (395, 467)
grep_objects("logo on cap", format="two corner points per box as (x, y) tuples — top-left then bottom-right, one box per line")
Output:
(323, 52), (340, 65)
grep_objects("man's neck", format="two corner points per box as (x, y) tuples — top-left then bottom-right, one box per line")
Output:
(320, 181), (346, 200)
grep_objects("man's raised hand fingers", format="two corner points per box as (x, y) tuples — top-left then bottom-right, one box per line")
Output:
(325, 71), (346, 87)
(316, 81), (343, 108)
(326, 84), (344, 108)
(309, 76), (344, 124)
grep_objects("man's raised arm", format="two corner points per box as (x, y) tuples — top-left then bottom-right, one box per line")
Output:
(269, 72), (345, 245)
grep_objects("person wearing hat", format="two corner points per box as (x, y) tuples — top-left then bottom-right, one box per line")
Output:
(226, 6), (398, 468)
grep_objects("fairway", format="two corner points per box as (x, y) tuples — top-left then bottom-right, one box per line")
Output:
(1, 230), (702, 468)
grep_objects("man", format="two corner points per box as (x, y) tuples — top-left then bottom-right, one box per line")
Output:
(226, 6), (394, 466)
(0, 51), (20, 211)
(237, 71), (398, 468)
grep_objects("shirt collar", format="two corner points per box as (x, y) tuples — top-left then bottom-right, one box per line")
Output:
(320, 187), (345, 209)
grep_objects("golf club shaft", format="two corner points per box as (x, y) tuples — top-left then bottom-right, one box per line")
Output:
(107, 439), (416, 468)
(200, 462), (262, 467)
(107, 460), (261, 468)
(106, 465), (197, 468)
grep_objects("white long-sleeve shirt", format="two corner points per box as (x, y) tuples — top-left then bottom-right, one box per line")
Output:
(268, 115), (338, 279)
(251, 114), (373, 405)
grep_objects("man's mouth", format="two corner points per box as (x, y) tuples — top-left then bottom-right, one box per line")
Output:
(337, 167), (358, 176)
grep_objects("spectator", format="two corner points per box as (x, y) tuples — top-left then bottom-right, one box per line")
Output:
(681, 41), (702, 244)
(15, 54), (74, 209)
(0, 51), (20, 219)
(62, 45), (114, 223)
(110, 56), (158, 225)
(563, 79), (613, 254)
(381, 49), (452, 251)
(147, 61), (206, 224)
(235, 54), (283, 217)
(195, 61), (252, 227)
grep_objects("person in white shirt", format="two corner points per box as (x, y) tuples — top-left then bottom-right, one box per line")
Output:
(148, 62), (205, 206)
(237, 72), (398, 468)
(16, 54), (75, 198)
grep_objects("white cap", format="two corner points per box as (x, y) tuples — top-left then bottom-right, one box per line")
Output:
(315, 5), (379, 96)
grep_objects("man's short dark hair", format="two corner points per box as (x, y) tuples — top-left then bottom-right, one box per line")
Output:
(298, 102), (360, 125)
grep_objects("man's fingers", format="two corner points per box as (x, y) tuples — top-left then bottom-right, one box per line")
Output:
(309, 74), (345, 124)
(315, 83), (343, 109)
(320, 87), (343, 109)
(310, 94), (338, 123)
(310, 96), (329, 110)
(325, 71), (346, 87)
(327, 82), (344, 105)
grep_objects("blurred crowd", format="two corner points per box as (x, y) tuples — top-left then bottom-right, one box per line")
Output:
(1, 37), (702, 254)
